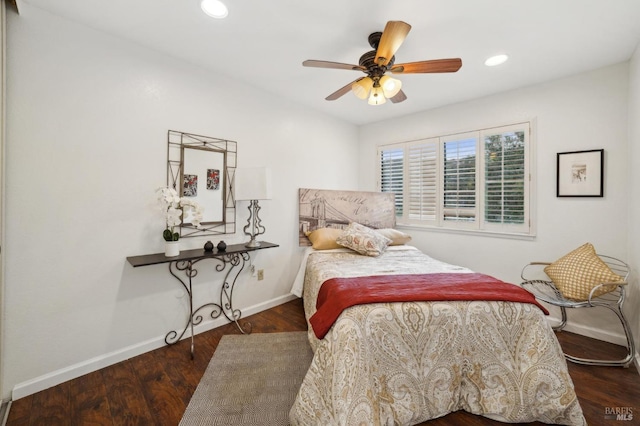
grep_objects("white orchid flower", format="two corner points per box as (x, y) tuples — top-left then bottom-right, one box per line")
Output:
(156, 187), (205, 239)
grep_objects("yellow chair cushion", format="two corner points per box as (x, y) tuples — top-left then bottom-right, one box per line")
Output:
(544, 243), (623, 301)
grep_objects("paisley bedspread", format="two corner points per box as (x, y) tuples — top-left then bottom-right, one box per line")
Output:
(289, 246), (585, 426)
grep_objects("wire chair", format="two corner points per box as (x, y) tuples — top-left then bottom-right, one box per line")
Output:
(521, 255), (635, 367)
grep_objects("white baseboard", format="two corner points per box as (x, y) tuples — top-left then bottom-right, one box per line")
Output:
(546, 315), (628, 346)
(11, 293), (298, 400)
(547, 315), (640, 374)
(0, 399), (11, 426)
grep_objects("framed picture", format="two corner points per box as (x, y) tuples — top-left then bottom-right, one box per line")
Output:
(207, 168), (220, 190)
(183, 174), (198, 197)
(556, 149), (603, 197)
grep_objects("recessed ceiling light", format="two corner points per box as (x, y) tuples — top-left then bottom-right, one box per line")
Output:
(484, 54), (509, 67)
(201, 0), (228, 19)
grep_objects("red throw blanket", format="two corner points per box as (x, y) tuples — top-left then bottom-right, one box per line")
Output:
(309, 273), (548, 339)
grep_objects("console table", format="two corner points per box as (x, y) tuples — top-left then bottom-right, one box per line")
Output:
(127, 241), (278, 358)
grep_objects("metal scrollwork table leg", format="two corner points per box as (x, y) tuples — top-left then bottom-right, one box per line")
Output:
(164, 252), (251, 358)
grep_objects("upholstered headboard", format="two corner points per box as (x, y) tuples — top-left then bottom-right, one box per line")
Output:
(298, 188), (396, 246)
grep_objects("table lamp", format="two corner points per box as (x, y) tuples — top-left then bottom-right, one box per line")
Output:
(235, 167), (272, 247)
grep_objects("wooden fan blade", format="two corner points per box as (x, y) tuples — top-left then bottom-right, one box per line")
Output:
(303, 60), (365, 71)
(375, 21), (411, 66)
(389, 89), (407, 103)
(326, 78), (363, 101)
(390, 58), (462, 74)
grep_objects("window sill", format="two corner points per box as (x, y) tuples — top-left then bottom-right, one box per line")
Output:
(396, 223), (536, 241)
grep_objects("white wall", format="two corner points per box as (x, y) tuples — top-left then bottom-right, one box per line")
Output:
(627, 44), (640, 361)
(2, 5), (358, 399)
(4, 3), (639, 402)
(359, 63), (632, 345)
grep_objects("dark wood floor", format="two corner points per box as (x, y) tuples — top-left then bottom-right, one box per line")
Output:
(6, 298), (639, 425)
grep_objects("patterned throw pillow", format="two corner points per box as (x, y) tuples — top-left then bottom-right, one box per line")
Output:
(305, 228), (344, 250)
(336, 222), (391, 257)
(544, 243), (623, 301)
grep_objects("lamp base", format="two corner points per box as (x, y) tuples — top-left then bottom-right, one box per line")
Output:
(245, 239), (261, 248)
(243, 200), (266, 249)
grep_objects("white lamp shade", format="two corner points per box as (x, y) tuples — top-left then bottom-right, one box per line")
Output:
(368, 86), (386, 105)
(379, 75), (402, 98)
(235, 167), (272, 200)
(352, 77), (373, 99)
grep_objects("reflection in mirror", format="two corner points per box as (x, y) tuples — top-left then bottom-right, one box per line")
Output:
(167, 130), (237, 238)
(183, 147), (224, 222)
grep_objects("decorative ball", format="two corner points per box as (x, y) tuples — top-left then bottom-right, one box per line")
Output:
(204, 241), (214, 252)
(217, 240), (227, 251)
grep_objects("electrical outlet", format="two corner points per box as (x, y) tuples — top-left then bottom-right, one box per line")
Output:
(250, 265), (256, 277)
(257, 269), (264, 280)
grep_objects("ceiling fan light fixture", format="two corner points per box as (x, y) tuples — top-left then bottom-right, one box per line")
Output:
(368, 86), (386, 106)
(379, 75), (402, 98)
(352, 77), (374, 100)
(302, 20), (462, 104)
(201, 0), (228, 19)
(484, 54), (508, 67)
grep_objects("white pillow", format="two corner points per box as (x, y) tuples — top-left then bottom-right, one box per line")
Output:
(374, 228), (412, 246)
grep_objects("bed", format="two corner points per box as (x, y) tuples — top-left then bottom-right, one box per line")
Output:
(289, 189), (585, 426)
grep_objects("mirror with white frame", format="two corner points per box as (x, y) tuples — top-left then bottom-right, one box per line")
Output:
(167, 130), (237, 237)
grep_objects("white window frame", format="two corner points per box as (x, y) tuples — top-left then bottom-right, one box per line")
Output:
(377, 121), (534, 238)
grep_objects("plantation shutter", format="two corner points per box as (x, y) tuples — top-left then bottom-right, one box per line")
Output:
(442, 135), (478, 225)
(482, 123), (529, 232)
(406, 139), (438, 224)
(379, 147), (404, 216)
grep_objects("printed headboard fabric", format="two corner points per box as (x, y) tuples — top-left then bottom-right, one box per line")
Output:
(298, 188), (396, 246)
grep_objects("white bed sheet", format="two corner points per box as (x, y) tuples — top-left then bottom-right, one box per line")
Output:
(290, 245), (421, 298)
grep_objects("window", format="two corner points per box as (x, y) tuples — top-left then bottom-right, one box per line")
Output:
(407, 139), (437, 222)
(380, 147), (404, 216)
(443, 133), (477, 226)
(377, 122), (531, 235)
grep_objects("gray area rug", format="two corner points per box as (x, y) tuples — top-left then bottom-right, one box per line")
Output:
(180, 331), (313, 425)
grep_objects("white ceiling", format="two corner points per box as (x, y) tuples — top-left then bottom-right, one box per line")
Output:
(18, 0), (640, 126)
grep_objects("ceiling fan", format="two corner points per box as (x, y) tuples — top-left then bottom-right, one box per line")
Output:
(303, 21), (462, 105)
